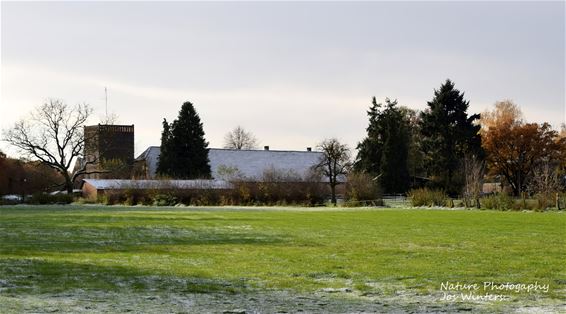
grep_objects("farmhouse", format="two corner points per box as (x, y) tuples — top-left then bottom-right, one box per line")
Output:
(134, 146), (325, 182)
(81, 179), (231, 200)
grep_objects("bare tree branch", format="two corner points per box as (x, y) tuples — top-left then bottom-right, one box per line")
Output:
(2, 99), (94, 193)
(463, 155), (485, 208)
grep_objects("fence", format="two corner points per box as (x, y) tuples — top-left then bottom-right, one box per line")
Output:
(382, 194), (409, 208)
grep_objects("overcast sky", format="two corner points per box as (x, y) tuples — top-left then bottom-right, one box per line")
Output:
(1, 1), (564, 157)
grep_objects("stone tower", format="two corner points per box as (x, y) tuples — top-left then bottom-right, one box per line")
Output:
(83, 124), (134, 179)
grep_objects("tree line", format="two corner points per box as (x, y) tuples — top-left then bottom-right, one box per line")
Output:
(153, 79), (565, 205)
(354, 79), (565, 200)
(0, 151), (60, 197)
(2, 79), (565, 202)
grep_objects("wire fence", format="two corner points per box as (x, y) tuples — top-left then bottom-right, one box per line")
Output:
(382, 194), (410, 208)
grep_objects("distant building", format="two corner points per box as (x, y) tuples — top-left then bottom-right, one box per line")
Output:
(134, 146), (326, 182)
(81, 178), (231, 200)
(83, 124), (135, 179)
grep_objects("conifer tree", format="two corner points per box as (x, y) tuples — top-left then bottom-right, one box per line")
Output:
(156, 118), (172, 176)
(355, 98), (410, 194)
(419, 79), (482, 194)
(379, 103), (410, 193)
(355, 97), (384, 175)
(157, 101), (211, 179)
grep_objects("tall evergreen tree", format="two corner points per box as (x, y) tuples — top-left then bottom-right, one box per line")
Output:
(380, 104), (410, 193)
(355, 98), (410, 194)
(157, 101), (211, 179)
(156, 118), (172, 176)
(419, 79), (482, 194)
(400, 107), (426, 181)
(355, 97), (384, 175)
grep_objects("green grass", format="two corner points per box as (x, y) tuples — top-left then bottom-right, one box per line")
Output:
(0, 205), (565, 311)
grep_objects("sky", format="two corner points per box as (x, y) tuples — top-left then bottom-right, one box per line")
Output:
(1, 1), (564, 158)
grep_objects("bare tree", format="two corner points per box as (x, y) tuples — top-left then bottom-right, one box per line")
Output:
(223, 126), (258, 150)
(314, 138), (352, 206)
(528, 160), (562, 209)
(2, 99), (97, 193)
(463, 155), (485, 208)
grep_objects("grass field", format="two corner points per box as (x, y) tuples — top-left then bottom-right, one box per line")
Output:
(0, 205), (565, 313)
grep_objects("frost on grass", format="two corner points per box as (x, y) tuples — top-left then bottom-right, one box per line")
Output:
(3, 287), (564, 313)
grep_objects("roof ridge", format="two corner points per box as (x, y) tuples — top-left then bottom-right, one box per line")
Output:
(211, 148), (320, 153)
(140, 146), (319, 152)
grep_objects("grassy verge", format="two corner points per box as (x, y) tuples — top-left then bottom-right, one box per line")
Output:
(0, 205), (564, 312)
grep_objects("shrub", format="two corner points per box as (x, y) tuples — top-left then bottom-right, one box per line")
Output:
(27, 192), (74, 204)
(189, 190), (221, 206)
(533, 193), (559, 211)
(74, 197), (97, 205)
(445, 198), (455, 208)
(559, 193), (566, 210)
(480, 195), (496, 210)
(496, 193), (515, 210)
(344, 172), (382, 206)
(97, 194), (110, 205)
(28, 192), (52, 204)
(408, 188), (447, 207)
(153, 193), (178, 206)
(88, 173), (328, 207)
(480, 193), (515, 211)
(227, 171), (327, 206)
(120, 187), (156, 206)
(54, 194), (74, 204)
(124, 195), (134, 206)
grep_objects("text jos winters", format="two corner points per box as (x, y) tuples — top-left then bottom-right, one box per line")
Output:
(440, 281), (549, 302)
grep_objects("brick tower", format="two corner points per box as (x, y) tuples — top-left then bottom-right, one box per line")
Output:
(83, 124), (134, 179)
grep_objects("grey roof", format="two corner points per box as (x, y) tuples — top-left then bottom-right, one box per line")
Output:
(135, 146), (325, 181)
(135, 146), (161, 179)
(83, 179), (232, 190)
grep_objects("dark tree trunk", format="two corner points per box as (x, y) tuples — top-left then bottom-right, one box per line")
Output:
(330, 183), (337, 206)
(63, 172), (73, 194)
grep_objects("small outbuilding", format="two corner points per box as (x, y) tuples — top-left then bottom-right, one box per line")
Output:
(81, 179), (232, 200)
